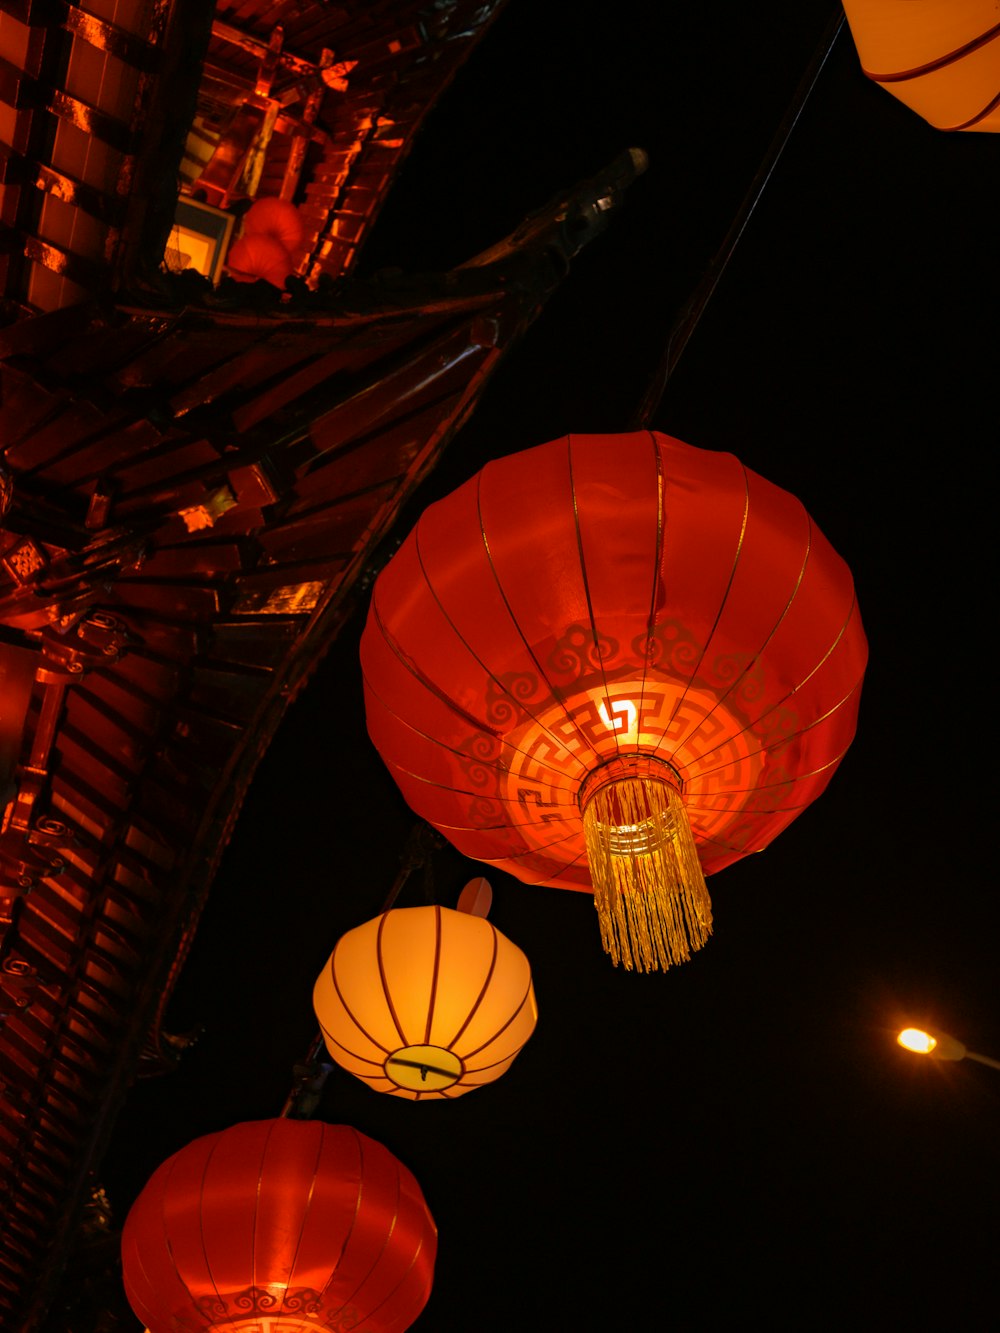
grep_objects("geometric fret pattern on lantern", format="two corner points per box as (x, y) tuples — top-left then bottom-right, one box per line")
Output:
(121, 1119), (436, 1333)
(314, 906), (537, 1100)
(361, 432), (868, 970)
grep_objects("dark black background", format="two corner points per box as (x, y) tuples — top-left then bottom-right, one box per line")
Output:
(106, 7), (999, 1329)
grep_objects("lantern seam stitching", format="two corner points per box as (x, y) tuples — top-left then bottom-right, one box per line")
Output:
(279, 1120), (324, 1305)
(680, 588), (862, 774)
(364, 627), (588, 786)
(636, 429), (667, 767)
(566, 432), (620, 766)
(650, 457), (751, 769)
(458, 976), (535, 1062)
(441, 919), (499, 1051)
(376, 910), (409, 1048)
(475, 462), (607, 767)
(328, 943), (392, 1055)
(861, 17), (1000, 82)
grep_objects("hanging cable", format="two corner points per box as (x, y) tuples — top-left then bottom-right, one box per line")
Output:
(279, 821), (441, 1118)
(631, 11), (845, 428)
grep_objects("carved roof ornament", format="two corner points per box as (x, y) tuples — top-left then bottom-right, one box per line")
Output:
(0, 3), (646, 1326)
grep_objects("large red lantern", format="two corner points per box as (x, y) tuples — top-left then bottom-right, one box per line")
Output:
(361, 431), (867, 972)
(121, 1119), (436, 1332)
(842, 0), (1000, 132)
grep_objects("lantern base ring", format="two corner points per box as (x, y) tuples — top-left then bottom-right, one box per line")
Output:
(385, 1044), (463, 1091)
(579, 753), (712, 972)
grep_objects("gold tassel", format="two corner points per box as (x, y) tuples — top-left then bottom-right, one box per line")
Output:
(581, 764), (712, 972)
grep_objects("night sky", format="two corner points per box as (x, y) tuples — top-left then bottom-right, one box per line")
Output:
(104, 6), (999, 1329)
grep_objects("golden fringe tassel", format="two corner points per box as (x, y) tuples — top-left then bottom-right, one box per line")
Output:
(582, 775), (712, 972)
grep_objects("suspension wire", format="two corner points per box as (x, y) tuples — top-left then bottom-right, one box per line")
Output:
(277, 17), (846, 1119)
(279, 822), (441, 1118)
(631, 11), (846, 429)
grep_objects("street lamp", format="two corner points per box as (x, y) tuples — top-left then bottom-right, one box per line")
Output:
(897, 1027), (1000, 1071)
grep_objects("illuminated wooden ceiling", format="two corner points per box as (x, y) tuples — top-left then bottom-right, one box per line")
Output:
(0, 1), (645, 1325)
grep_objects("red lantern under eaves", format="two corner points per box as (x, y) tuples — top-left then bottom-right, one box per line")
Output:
(361, 431), (867, 972)
(121, 1119), (436, 1332)
(226, 231), (294, 288)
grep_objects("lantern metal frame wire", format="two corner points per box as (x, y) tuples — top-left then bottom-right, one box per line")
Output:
(313, 900), (538, 1100)
(361, 429), (868, 972)
(121, 1119), (437, 1333)
(283, 820), (442, 1117)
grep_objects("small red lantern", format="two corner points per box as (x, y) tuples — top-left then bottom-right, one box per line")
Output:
(244, 195), (305, 250)
(121, 1119), (436, 1332)
(361, 432), (867, 972)
(226, 232), (294, 288)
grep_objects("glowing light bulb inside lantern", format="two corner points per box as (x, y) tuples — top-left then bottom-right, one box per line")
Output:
(579, 754), (712, 973)
(598, 696), (639, 741)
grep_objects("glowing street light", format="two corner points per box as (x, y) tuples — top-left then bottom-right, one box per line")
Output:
(897, 1027), (1000, 1071)
(898, 1027), (939, 1055)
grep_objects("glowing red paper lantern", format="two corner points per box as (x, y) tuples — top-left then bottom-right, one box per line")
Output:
(121, 1119), (436, 1332)
(361, 431), (867, 972)
(226, 232), (294, 288)
(842, 0), (1000, 132)
(244, 195), (305, 250)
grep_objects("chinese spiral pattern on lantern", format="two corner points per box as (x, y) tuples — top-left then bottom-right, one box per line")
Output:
(121, 1118), (436, 1332)
(360, 431), (867, 972)
(313, 904), (537, 1099)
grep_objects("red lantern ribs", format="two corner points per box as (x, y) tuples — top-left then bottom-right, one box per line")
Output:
(121, 1120), (436, 1333)
(361, 432), (867, 972)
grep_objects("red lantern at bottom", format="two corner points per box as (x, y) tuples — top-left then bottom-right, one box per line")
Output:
(122, 1119), (436, 1332)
